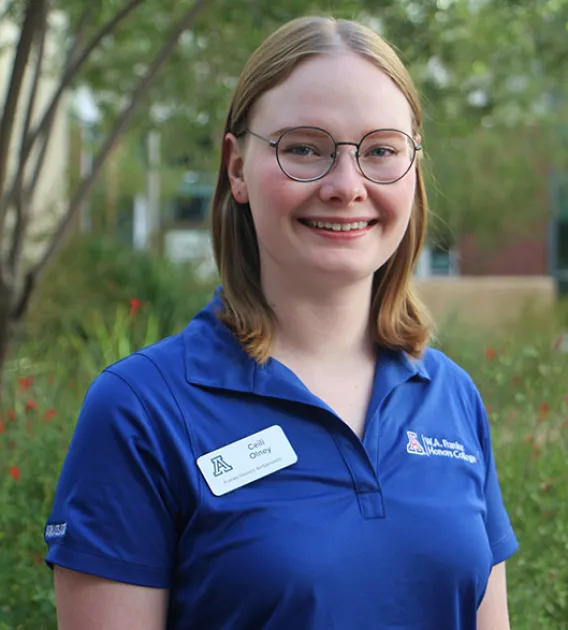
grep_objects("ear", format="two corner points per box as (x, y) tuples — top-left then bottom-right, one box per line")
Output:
(224, 133), (249, 204)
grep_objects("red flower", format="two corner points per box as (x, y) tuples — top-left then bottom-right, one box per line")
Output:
(553, 336), (562, 350)
(537, 402), (550, 423)
(8, 409), (16, 422)
(512, 376), (521, 385)
(485, 348), (497, 362)
(0, 418), (5, 434)
(44, 409), (56, 422)
(129, 298), (143, 317)
(17, 376), (33, 392)
(25, 399), (37, 412)
(9, 465), (20, 481)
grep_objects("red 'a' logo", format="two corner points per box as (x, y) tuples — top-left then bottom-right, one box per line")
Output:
(406, 431), (427, 455)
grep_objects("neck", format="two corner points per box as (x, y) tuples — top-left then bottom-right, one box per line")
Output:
(262, 269), (376, 363)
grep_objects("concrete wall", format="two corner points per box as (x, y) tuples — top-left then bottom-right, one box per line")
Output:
(414, 276), (557, 330)
(0, 9), (69, 264)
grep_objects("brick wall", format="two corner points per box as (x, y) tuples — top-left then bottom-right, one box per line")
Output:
(458, 222), (549, 275)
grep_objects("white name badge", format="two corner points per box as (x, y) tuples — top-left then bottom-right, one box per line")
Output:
(196, 425), (298, 496)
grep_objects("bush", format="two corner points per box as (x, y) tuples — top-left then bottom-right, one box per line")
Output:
(23, 234), (216, 351)
(436, 317), (568, 627)
(1, 299), (567, 628)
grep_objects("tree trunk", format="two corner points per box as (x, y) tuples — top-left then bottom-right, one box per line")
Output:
(0, 280), (15, 396)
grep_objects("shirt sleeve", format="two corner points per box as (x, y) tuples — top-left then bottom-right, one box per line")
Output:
(44, 369), (181, 588)
(474, 389), (519, 566)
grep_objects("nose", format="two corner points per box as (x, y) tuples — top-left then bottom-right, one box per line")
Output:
(319, 147), (368, 205)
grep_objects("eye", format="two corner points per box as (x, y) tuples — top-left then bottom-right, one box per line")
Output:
(284, 144), (320, 157)
(365, 146), (396, 158)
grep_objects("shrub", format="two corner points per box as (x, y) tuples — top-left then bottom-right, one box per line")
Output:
(23, 234), (216, 351)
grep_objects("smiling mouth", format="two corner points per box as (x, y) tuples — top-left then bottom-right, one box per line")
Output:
(298, 219), (378, 232)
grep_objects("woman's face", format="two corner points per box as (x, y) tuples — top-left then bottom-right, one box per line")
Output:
(225, 51), (419, 289)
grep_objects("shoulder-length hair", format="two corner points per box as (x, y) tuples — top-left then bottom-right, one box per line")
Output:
(210, 15), (432, 363)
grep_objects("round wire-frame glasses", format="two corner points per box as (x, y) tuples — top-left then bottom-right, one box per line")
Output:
(239, 126), (422, 185)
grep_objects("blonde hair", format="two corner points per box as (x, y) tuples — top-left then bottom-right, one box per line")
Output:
(210, 15), (432, 363)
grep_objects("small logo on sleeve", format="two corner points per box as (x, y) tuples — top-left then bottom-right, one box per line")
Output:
(406, 431), (478, 464)
(211, 455), (233, 477)
(45, 523), (67, 540)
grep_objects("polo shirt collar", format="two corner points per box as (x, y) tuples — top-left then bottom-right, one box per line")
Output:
(184, 290), (430, 407)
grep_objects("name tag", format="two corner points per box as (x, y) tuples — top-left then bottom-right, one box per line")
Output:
(197, 425), (298, 496)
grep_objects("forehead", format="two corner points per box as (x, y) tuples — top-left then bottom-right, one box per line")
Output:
(251, 52), (413, 137)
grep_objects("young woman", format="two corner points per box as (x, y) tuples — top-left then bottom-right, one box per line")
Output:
(45, 15), (518, 630)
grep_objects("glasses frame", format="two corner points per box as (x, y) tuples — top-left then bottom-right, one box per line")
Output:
(239, 126), (422, 185)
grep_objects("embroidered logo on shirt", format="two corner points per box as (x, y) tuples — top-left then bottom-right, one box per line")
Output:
(405, 431), (478, 464)
(45, 522), (67, 540)
(211, 455), (233, 477)
(406, 431), (427, 455)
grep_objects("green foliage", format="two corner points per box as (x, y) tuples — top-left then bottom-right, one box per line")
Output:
(436, 315), (568, 628)
(23, 234), (216, 353)
(48, 0), (568, 241)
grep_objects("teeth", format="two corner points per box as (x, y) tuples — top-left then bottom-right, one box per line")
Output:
(307, 220), (370, 231)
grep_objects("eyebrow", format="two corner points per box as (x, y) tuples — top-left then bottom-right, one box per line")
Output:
(268, 125), (413, 139)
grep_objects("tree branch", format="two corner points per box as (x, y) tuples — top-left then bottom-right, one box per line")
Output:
(15, 0), (207, 310)
(18, 4), (95, 225)
(3, 4), (100, 220)
(18, 14), (47, 167)
(7, 7), (48, 274)
(0, 0), (46, 234)
(67, 4), (100, 67)
(17, 0), (144, 174)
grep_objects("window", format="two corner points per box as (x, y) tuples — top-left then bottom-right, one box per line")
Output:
(172, 194), (210, 224)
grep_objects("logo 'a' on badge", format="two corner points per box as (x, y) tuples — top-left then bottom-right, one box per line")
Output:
(211, 455), (233, 477)
(406, 431), (427, 456)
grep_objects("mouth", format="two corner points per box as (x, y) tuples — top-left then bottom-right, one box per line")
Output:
(297, 218), (379, 232)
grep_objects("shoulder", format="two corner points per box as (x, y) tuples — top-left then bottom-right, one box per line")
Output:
(421, 346), (491, 442)
(104, 331), (186, 390)
(421, 346), (480, 396)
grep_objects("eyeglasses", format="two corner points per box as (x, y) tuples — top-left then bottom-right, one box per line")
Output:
(240, 126), (422, 184)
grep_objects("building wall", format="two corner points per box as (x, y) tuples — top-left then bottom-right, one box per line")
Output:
(457, 222), (549, 276)
(0, 9), (69, 264)
(415, 275), (557, 331)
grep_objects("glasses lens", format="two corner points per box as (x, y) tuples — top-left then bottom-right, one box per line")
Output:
(277, 128), (335, 181)
(358, 130), (415, 183)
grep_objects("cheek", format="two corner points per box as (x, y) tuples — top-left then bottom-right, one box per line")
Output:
(245, 157), (310, 222)
(373, 172), (416, 221)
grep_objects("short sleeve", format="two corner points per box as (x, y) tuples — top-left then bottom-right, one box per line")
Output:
(44, 369), (180, 588)
(474, 390), (519, 566)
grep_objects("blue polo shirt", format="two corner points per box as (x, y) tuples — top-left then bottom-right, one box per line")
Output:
(45, 291), (518, 630)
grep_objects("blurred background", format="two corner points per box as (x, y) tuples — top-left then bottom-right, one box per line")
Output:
(0, 0), (567, 628)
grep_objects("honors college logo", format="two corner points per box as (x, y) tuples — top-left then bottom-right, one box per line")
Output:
(211, 455), (233, 477)
(405, 431), (478, 464)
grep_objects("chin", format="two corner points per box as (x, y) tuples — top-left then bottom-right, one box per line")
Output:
(303, 260), (378, 286)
